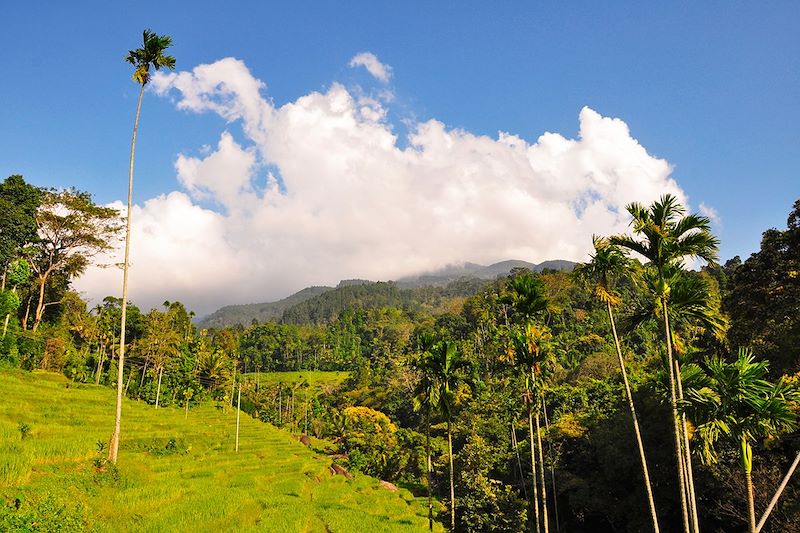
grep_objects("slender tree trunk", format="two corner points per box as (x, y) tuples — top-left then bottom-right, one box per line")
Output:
(675, 358), (700, 533)
(155, 366), (163, 409)
(235, 383), (242, 452)
(32, 274), (48, 332)
(124, 368), (134, 395)
(756, 450), (800, 533)
(663, 298), (691, 533)
(95, 344), (105, 385)
(528, 397), (541, 533)
(2, 286), (16, 338)
(608, 302), (660, 532)
(535, 410), (549, 533)
(427, 411), (433, 531)
(278, 388), (282, 426)
(22, 293), (32, 330)
(139, 361), (148, 390)
(447, 417), (455, 532)
(512, 422), (528, 500)
(741, 438), (756, 533)
(542, 400), (559, 533)
(109, 82), (145, 464)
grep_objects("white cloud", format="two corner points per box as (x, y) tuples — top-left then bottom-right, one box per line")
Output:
(699, 202), (721, 225)
(349, 52), (392, 83)
(75, 58), (692, 315)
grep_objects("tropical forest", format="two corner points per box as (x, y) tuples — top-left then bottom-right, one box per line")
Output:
(2, 9), (799, 533)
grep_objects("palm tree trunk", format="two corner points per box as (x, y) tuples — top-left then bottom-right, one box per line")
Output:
(155, 366), (163, 409)
(674, 358), (700, 532)
(109, 81), (145, 464)
(756, 450), (800, 533)
(528, 398), (541, 533)
(608, 302), (660, 532)
(542, 400), (559, 533)
(447, 417), (455, 531)
(741, 438), (756, 533)
(511, 422), (528, 500)
(663, 298), (691, 533)
(427, 410), (433, 531)
(95, 344), (105, 385)
(535, 409), (549, 533)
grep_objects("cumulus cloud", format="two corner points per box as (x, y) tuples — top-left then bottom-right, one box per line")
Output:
(349, 52), (392, 83)
(75, 57), (690, 315)
(699, 202), (721, 225)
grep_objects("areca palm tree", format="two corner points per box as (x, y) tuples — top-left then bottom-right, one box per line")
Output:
(685, 349), (799, 533)
(110, 30), (175, 464)
(574, 237), (660, 533)
(413, 338), (467, 531)
(505, 271), (552, 533)
(612, 194), (718, 533)
(511, 322), (554, 533)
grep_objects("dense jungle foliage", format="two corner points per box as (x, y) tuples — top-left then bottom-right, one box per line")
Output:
(1, 173), (798, 532)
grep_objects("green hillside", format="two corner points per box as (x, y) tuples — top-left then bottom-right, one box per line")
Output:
(0, 369), (441, 532)
(197, 286), (334, 329)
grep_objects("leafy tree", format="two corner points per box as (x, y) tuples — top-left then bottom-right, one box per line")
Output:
(726, 199), (800, 377)
(25, 189), (121, 332)
(686, 349), (799, 532)
(111, 29), (176, 464)
(612, 194), (718, 533)
(0, 175), (41, 282)
(574, 236), (660, 532)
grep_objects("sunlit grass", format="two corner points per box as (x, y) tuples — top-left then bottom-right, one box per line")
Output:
(0, 369), (441, 532)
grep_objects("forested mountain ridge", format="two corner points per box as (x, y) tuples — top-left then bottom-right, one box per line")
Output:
(197, 286), (333, 328)
(198, 259), (576, 327)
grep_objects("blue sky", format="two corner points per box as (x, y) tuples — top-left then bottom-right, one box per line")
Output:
(1, 2), (798, 311)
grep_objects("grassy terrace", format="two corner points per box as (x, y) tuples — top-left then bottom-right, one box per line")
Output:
(0, 369), (440, 532)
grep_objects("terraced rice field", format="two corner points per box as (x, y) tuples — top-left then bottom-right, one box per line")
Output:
(0, 369), (441, 532)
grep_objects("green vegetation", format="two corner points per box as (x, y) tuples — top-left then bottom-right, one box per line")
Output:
(0, 369), (441, 532)
(2, 175), (800, 531)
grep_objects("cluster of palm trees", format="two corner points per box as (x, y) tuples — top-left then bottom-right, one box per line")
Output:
(572, 195), (798, 533)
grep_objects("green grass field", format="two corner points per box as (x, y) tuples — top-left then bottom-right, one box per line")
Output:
(0, 369), (441, 532)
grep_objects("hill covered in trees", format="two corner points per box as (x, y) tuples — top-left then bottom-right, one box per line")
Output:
(198, 259), (576, 328)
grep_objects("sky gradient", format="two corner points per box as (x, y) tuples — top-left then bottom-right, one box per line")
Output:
(1, 2), (798, 314)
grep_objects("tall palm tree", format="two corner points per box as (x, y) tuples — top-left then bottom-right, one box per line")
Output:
(109, 30), (175, 464)
(414, 339), (467, 531)
(612, 194), (718, 533)
(574, 237), (660, 533)
(686, 349), (799, 533)
(511, 322), (554, 533)
(505, 270), (552, 533)
(412, 332), (440, 531)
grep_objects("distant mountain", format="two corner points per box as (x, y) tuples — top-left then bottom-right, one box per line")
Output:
(197, 286), (333, 329)
(397, 259), (575, 288)
(197, 259), (576, 328)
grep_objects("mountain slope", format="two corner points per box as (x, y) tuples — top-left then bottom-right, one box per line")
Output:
(198, 286), (333, 329)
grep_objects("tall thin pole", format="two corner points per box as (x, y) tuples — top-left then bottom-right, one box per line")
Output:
(235, 383), (242, 452)
(109, 82), (145, 464)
